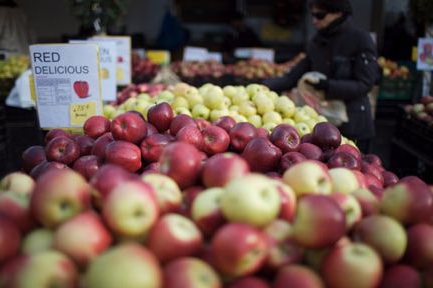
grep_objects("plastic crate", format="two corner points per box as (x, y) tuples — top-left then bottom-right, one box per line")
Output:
(378, 77), (416, 101)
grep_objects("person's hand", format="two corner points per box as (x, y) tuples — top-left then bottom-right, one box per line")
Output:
(305, 78), (329, 91)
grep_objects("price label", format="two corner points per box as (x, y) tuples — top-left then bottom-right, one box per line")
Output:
(70, 102), (97, 126)
(147, 50), (171, 65)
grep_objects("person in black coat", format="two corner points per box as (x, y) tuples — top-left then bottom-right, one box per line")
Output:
(264, 0), (380, 153)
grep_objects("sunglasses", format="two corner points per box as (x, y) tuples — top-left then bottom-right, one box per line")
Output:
(311, 11), (328, 20)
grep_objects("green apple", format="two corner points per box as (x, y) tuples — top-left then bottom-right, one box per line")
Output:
(210, 108), (230, 122)
(253, 93), (275, 115)
(294, 108), (310, 123)
(276, 96), (296, 118)
(156, 90), (174, 102)
(248, 115), (263, 128)
(174, 107), (192, 116)
(0, 171), (35, 196)
(282, 118), (296, 126)
(21, 228), (54, 255)
(223, 85), (238, 99)
(203, 86), (225, 110)
(85, 243), (162, 288)
(103, 104), (116, 119)
(316, 115), (328, 123)
(305, 118), (318, 130)
(173, 82), (191, 97)
(185, 91), (203, 109)
(302, 105), (319, 119)
(262, 122), (277, 132)
(267, 91), (280, 104)
(238, 101), (257, 117)
(123, 97), (138, 112)
(171, 96), (189, 110)
(229, 105), (239, 112)
(283, 160), (332, 197)
(262, 111), (283, 125)
(137, 93), (151, 102)
(246, 83), (267, 96)
(192, 103), (210, 120)
(295, 122), (311, 137)
(231, 91), (250, 106)
(220, 173), (281, 227)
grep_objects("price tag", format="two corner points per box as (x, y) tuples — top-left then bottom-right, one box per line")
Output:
(146, 50), (171, 65)
(92, 36), (132, 85)
(251, 48), (275, 62)
(70, 102), (97, 126)
(207, 52), (222, 62)
(30, 43), (102, 129)
(183, 46), (208, 62)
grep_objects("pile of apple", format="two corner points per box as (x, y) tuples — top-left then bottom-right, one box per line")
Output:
(171, 60), (227, 79)
(226, 55), (305, 80)
(405, 95), (433, 126)
(105, 83), (338, 142)
(0, 54), (30, 79)
(377, 56), (410, 79)
(0, 101), (433, 287)
(113, 83), (166, 106)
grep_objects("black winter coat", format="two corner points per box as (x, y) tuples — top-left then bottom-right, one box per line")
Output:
(264, 17), (379, 140)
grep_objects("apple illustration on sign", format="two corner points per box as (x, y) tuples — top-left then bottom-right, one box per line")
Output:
(73, 81), (90, 99)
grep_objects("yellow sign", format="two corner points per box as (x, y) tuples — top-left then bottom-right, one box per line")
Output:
(147, 50), (170, 65)
(70, 102), (97, 126)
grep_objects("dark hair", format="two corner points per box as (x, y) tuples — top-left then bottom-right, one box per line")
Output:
(309, 0), (353, 14)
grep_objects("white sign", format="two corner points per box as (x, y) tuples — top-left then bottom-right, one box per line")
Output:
(70, 40), (117, 101)
(207, 52), (223, 63)
(30, 44), (102, 129)
(234, 48), (253, 59)
(251, 48), (274, 62)
(183, 46), (208, 62)
(93, 36), (131, 85)
(417, 38), (433, 71)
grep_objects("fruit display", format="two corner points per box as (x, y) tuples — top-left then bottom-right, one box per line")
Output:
(377, 56), (410, 79)
(132, 54), (161, 83)
(106, 82), (342, 143)
(0, 55), (30, 79)
(114, 83), (167, 106)
(1, 93), (433, 287)
(405, 95), (433, 126)
(171, 60), (226, 79)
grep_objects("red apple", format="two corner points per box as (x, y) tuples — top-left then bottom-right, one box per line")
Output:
(0, 216), (21, 264)
(45, 136), (80, 165)
(361, 162), (384, 185)
(73, 135), (94, 156)
(382, 170), (399, 188)
(84, 243), (162, 288)
(176, 125), (204, 150)
(327, 151), (361, 170)
(351, 188), (380, 216)
(273, 264), (325, 288)
(146, 213), (203, 263)
(380, 178), (433, 225)
(0, 256), (27, 288)
(255, 127), (269, 138)
(0, 191), (34, 232)
(89, 163), (135, 204)
(90, 132), (114, 159)
(145, 122), (158, 136)
(140, 133), (173, 163)
(311, 122), (341, 150)
(44, 128), (71, 144)
(52, 211), (112, 267)
(210, 223), (269, 277)
(30, 169), (91, 228)
(105, 140), (142, 173)
(269, 124), (300, 154)
(191, 187), (226, 237)
(110, 111), (147, 144)
(201, 152), (250, 188)
(213, 115), (236, 133)
(71, 155), (103, 181)
(147, 102), (174, 133)
(179, 185), (204, 217)
(142, 173), (183, 214)
(83, 115), (111, 139)
(353, 215), (407, 264)
(279, 151), (306, 173)
(321, 243), (383, 288)
(301, 133), (313, 143)
(380, 264), (422, 288)
(334, 143), (361, 161)
(362, 153), (382, 167)
(21, 145), (46, 173)
(158, 142), (203, 189)
(163, 257), (221, 288)
(242, 137), (282, 173)
(169, 114), (197, 136)
(102, 179), (160, 239)
(226, 277), (270, 288)
(272, 180), (296, 223)
(403, 223), (433, 269)
(29, 160), (69, 180)
(329, 167), (363, 194)
(73, 80), (89, 98)
(297, 143), (322, 161)
(201, 125), (230, 156)
(229, 122), (257, 152)
(292, 195), (346, 249)
(328, 192), (362, 230)
(195, 118), (212, 131)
